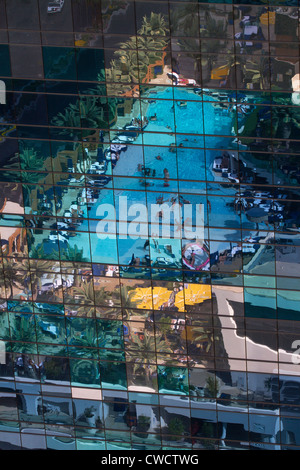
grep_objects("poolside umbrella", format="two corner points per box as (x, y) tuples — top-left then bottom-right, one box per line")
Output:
(129, 287), (153, 310)
(184, 284), (212, 306)
(175, 284), (212, 311)
(152, 286), (171, 310)
(246, 207), (269, 223)
(246, 207), (269, 233)
(167, 72), (179, 85)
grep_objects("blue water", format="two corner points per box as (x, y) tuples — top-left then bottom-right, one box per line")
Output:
(45, 87), (236, 264)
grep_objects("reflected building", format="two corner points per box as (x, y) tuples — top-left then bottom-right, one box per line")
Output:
(0, 0), (300, 451)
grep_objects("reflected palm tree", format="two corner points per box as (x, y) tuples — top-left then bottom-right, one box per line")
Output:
(170, 2), (198, 37)
(60, 245), (88, 287)
(201, 12), (229, 79)
(1, 259), (24, 298)
(156, 315), (173, 342)
(25, 258), (55, 298)
(202, 10), (229, 39)
(5, 315), (42, 353)
(107, 13), (169, 87)
(120, 285), (141, 309)
(29, 244), (60, 261)
(51, 102), (84, 141)
(2, 148), (47, 207)
(191, 323), (220, 354)
(139, 12), (169, 37)
(52, 95), (109, 139)
(126, 332), (170, 383)
(22, 182), (45, 210)
(73, 281), (114, 316)
(66, 320), (100, 358)
(84, 73), (109, 96)
(97, 319), (122, 348)
(19, 148), (45, 171)
(74, 281), (96, 304)
(115, 41), (140, 83)
(84, 77), (118, 125)
(205, 376), (220, 398)
(169, 4), (201, 80)
(79, 96), (106, 128)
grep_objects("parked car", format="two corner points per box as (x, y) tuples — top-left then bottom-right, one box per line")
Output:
(47, 0), (64, 14)
(280, 381), (300, 405)
(38, 282), (53, 294)
(49, 233), (68, 243)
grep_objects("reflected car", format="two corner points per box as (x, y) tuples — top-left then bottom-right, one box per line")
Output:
(47, 0), (64, 14)
(280, 381), (300, 405)
(113, 136), (135, 143)
(48, 232), (68, 243)
(39, 282), (54, 294)
(242, 244), (256, 254)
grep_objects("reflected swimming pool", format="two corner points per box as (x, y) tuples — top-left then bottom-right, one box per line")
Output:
(65, 87), (236, 264)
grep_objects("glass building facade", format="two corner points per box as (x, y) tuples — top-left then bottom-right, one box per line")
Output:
(0, 0), (300, 451)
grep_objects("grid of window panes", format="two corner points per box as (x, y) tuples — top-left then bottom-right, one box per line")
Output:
(0, 0), (300, 451)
